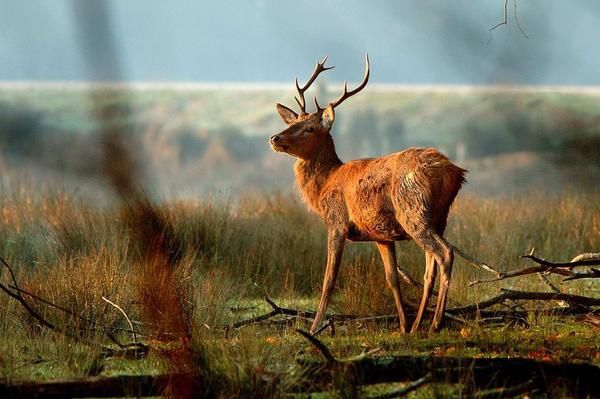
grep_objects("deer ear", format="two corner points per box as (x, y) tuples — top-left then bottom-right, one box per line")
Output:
(276, 103), (298, 125)
(321, 104), (335, 129)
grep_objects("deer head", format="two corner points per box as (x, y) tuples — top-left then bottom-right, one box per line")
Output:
(270, 54), (370, 159)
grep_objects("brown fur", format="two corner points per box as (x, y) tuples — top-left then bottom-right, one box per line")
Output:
(271, 69), (466, 335)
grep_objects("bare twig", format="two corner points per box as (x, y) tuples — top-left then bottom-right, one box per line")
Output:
(0, 255), (150, 354)
(366, 373), (432, 399)
(227, 296), (358, 331)
(294, 355), (599, 395)
(451, 289), (600, 315)
(490, 0), (509, 33)
(513, 0), (529, 38)
(1, 256), (61, 333)
(395, 266), (422, 287)
(228, 288), (597, 333)
(469, 378), (539, 398)
(470, 249), (600, 286)
(312, 320), (331, 337)
(102, 296), (138, 351)
(451, 245), (501, 277)
(522, 250), (600, 269)
(537, 272), (561, 293)
(296, 329), (336, 363)
(469, 265), (546, 286)
(489, 0), (528, 41)
(9, 285), (143, 339)
(0, 266), (117, 349)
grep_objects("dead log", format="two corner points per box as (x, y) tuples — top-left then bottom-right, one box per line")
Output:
(0, 374), (191, 399)
(293, 355), (600, 397)
(449, 288), (600, 315)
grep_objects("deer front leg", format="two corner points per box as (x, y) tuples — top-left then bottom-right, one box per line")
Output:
(309, 229), (346, 335)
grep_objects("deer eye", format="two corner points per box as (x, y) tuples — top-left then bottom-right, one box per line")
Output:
(305, 127), (314, 133)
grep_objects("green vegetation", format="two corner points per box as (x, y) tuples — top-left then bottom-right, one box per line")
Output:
(0, 181), (598, 396)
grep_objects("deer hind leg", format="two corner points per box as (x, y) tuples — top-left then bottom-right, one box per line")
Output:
(430, 238), (453, 332)
(415, 231), (453, 333)
(410, 251), (437, 333)
(404, 226), (454, 333)
(376, 242), (407, 333)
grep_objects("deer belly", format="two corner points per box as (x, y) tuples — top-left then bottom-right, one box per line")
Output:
(347, 216), (409, 242)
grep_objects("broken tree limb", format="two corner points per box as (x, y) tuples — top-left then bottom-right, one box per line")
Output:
(365, 373), (432, 399)
(450, 288), (600, 315)
(522, 250), (600, 269)
(8, 285), (143, 339)
(296, 329), (336, 363)
(102, 296), (138, 351)
(292, 355), (600, 396)
(227, 290), (597, 333)
(0, 374), (191, 399)
(0, 256), (88, 343)
(451, 244), (502, 277)
(226, 296), (360, 331)
(470, 249), (600, 286)
(0, 255), (149, 358)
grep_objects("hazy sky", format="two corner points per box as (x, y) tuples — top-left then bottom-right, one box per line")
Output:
(2, 1), (600, 84)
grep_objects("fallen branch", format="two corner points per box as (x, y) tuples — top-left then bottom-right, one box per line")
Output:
(8, 285), (143, 339)
(293, 355), (599, 396)
(470, 249), (600, 286)
(522, 250), (600, 269)
(227, 290), (597, 333)
(296, 328), (336, 363)
(365, 373), (432, 399)
(450, 289), (600, 315)
(226, 296), (359, 333)
(451, 244), (501, 277)
(0, 374), (191, 399)
(0, 256), (89, 344)
(102, 296), (138, 351)
(0, 255), (149, 358)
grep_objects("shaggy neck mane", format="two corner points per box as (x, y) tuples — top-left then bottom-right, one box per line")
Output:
(294, 135), (342, 214)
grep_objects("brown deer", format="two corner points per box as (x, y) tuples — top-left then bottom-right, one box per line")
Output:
(269, 55), (466, 334)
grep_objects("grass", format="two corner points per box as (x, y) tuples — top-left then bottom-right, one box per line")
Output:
(0, 182), (598, 397)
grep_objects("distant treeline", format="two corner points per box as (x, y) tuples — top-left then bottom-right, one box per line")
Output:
(0, 87), (599, 195)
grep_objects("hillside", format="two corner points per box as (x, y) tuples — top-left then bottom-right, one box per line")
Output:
(0, 84), (599, 198)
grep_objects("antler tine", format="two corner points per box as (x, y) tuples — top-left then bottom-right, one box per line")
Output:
(331, 53), (370, 109)
(294, 56), (334, 114)
(313, 96), (323, 112)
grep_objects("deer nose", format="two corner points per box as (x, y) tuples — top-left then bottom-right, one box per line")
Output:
(270, 135), (281, 144)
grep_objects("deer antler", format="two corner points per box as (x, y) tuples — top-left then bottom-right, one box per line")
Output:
(330, 53), (370, 109)
(294, 56), (334, 115)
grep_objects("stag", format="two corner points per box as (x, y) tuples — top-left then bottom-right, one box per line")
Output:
(269, 55), (466, 334)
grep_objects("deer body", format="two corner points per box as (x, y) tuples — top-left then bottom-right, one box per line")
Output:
(296, 148), (464, 243)
(271, 55), (466, 334)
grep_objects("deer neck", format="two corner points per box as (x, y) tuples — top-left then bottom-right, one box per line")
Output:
(294, 136), (342, 215)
